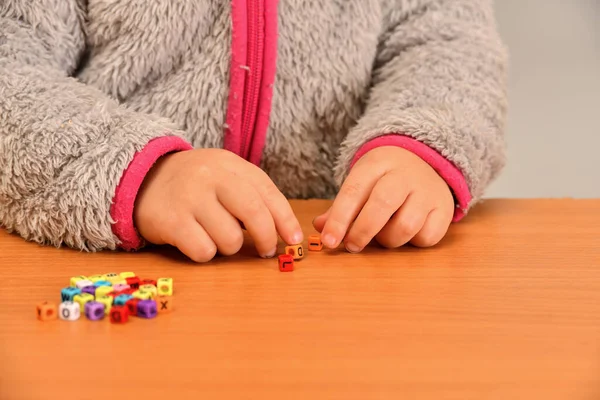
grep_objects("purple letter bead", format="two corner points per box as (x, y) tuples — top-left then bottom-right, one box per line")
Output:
(82, 286), (97, 296)
(137, 300), (158, 319)
(85, 301), (105, 321)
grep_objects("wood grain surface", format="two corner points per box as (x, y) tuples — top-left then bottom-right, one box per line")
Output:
(1, 199), (599, 400)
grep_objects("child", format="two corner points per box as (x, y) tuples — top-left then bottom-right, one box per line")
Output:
(0, 0), (508, 262)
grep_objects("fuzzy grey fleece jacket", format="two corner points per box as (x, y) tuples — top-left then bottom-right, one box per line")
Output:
(0, 0), (508, 251)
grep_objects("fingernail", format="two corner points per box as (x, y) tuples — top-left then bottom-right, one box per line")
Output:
(262, 247), (277, 259)
(291, 230), (304, 245)
(322, 234), (337, 248)
(345, 243), (361, 254)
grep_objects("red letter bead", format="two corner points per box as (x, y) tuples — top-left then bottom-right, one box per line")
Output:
(278, 254), (294, 272)
(126, 276), (141, 290)
(109, 306), (129, 324)
(126, 298), (141, 316)
(140, 278), (157, 287)
(307, 234), (323, 251)
(285, 244), (304, 260)
(36, 302), (58, 321)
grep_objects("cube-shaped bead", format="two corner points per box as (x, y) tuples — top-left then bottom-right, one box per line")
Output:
(132, 290), (152, 300)
(58, 301), (80, 321)
(139, 284), (157, 297)
(137, 300), (158, 319)
(94, 280), (112, 287)
(307, 234), (323, 251)
(120, 288), (136, 295)
(95, 295), (113, 315)
(114, 294), (133, 306)
(278, 254), (294, 272)
(112, 283), (130, 293)
(88, 274), (106, 283)
(126, 277), (141, 290)
(95, 286), (113, 298)
(84, 301), (105, 321)
(73, 293), (94, 310)
(119, 272), (136, 279)
(112, 280), (127, 286)
(69, 275), (88, 287)
(285, 244), (304, 260)
(82, 286), (97, 296)
(103, 272), (121, 283)
(36, 302), (58, 321)
(157, 278), (173, 296)
(126, 298), (141, 316)
(60, 287), (81, 302)
(156, 296), (173, 313)
(75, 279), (94, 290)
(140, 279), (157, 287)
(109, 306), (129, 324)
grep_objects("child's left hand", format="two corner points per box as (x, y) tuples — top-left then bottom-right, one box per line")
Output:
(313, 146), (455, 252)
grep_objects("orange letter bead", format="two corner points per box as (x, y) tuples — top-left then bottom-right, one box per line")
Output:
(36, 302), (58, 321)
(156, 296), (174, 313)
(278, 254), (294, 272)
(285, 244), (304, 260)
(307, 234), (323, 251)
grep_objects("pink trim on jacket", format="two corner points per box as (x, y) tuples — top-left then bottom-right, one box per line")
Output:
(350, 135), (472, 222)
(111, 136), (193, 250)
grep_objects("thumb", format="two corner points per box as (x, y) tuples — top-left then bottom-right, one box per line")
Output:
(312, 207), (331, 233)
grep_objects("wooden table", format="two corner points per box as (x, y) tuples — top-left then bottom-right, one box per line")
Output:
(1, 199), (599, 400)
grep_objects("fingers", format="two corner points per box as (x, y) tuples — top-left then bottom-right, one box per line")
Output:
(169, 218), (218, 263)
(217, 175), (278, 258)
(312, 207), (331, 233)
(252, 170), (304, 245)
(375, 193), (430, 249)
(194, 199), (245, 256)
(320, 164), (383, 248)
(410, 207), (453, 248)
(343, 173), (410, 252)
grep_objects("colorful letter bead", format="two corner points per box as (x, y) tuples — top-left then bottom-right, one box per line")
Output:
(140, 279), (157, 287)
(126, 298), (141, 316)
(307, 234), (323, 251)
(126, 277), (141, 289)
(82, 286), (97, 296)
(95, 295), (113, 315)
(94, 280), (112, 287)
(114, 294), (133, 306)
(112, 283), (130, 293)
(278, 254), (294, 272)
(60, 287), (81, 302)
(103, 272), (121, 283)
(95, 286), (113, 298)
(157, 278), (173, 296)
(75, 279), (94, 290)
(109, 306), (129, 324)
(120, 288), (136, 295)
(139, 284), (157, 297)
(137, 300), (158, 319)
(73, 293), (94, 310)
(58, 301), (80, 321)
(132, 290), (152, 300)
(36, 302), (58, 321)
(88, 274), (106, 283)
(69, 276), (88, 287)
(156, 296), (173, 313)
(85, 301), (105, 321)
(285, 244), (304, 260)
(119, 272), (136, 279)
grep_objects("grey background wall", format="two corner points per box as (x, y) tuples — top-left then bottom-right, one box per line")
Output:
(486, 0), (599, 198)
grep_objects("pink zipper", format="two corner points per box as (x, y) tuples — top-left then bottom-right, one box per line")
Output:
(224, 0), (278, 166)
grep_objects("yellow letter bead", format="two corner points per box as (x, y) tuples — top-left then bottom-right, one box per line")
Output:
(139, 284), (157, 297)
(73, 293), (94, 310)
(88, 274), (106, 283)
(69, 275), (88, 287)
(119, 271), (136, 279)
(285, 244), (304, 260)
(36, 302), (58, 321)
(103, 272), (121, 283)
(95, 286), (113, 298)
(156, 296), (174, 313)
(95, 295), (113, 315)
(132, 290), (152, 300)
(157, 278), (173, 296)
(112, 279), (127, 286)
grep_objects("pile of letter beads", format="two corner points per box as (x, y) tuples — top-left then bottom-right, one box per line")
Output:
(278, 234), (323, 272)
(36, 272), (174, 324)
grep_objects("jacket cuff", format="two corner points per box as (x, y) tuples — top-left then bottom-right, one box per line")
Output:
(350, 134), (472, 222)
(110, 136), (193, 250)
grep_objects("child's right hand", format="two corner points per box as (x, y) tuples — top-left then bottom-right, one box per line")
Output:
(133, 148), (303, 262)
